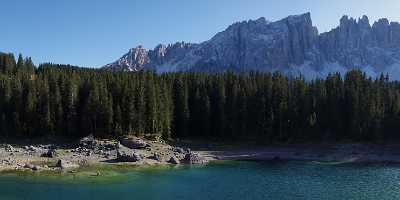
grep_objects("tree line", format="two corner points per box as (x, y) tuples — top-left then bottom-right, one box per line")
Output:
(1, 52), (400, 142)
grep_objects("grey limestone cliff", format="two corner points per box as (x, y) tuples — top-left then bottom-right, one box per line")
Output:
(104, 13), (400, 79)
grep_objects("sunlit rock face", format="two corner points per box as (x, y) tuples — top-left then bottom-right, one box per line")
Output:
(104, 13), (400, 80)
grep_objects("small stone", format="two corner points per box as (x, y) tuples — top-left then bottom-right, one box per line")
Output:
(5, 145), (14, 152)
(152, 153), (162, 162)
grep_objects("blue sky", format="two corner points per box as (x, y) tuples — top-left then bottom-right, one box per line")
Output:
(1, 0), (400, 67)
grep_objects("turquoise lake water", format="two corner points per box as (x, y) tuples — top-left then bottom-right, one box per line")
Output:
(1, 161), (400, 200)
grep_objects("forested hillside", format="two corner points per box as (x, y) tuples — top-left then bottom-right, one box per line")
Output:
(1, 52), (400, 142)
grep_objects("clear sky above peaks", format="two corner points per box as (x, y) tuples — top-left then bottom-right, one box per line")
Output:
(1, 0), (400, 68)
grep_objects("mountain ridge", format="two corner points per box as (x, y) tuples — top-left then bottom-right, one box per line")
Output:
(104, 13), (400, 79)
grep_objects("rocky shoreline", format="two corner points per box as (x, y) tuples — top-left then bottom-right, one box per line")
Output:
(0, 136), (210, 173)
(3, 140), (400, 173)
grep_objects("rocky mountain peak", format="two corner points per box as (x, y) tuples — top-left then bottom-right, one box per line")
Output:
(104, 13), (400, 80)
(359, 15), (370, 27)
(373, 18), (390, 27)
(104, 45), (150, 71)
(254, 17), (268, 24)
(285, 12), (312, 24)
(128, 45), (147, 55)
(339, 15), (353, 25)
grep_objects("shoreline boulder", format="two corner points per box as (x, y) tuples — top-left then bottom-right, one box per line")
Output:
(120, 137), (149, 149)
(168, 156), (180, 164)
(152, 153), (162, 162)
(116, 146), (142, 162)
(24, 164), (41, 171)
(41, 149), (58, 158)
(24, 145), (43, 153)
(79, 134), (96, 149)
(183, 152), (207, 164)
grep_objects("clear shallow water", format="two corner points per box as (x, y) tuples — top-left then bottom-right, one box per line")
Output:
(1, 161), (400, 200)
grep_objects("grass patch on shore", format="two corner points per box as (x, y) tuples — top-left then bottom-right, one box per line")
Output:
(0, 162), (194, 183)
(0, 167), (131, 184)
(55, 149), (69, 156)
(0, 160), (228, 184)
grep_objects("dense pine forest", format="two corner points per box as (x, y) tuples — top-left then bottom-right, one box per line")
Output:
(1, 52), (400, 142)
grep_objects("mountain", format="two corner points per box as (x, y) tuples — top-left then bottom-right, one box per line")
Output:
(104, 13), (400, 79)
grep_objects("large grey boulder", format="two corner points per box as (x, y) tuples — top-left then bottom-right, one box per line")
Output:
(24, 145), (42, 153)
(183, 152), (207, 164)
(41, 149), (58, 158)
(120, 137), (149, 149)
(99, 141), (117, 151)
(116, 146), (142, 162)
(79, 134), (96, 149)
(24, 164), (41, 171)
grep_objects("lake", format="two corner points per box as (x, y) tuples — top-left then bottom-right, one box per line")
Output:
(1, 161), (400, 200)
